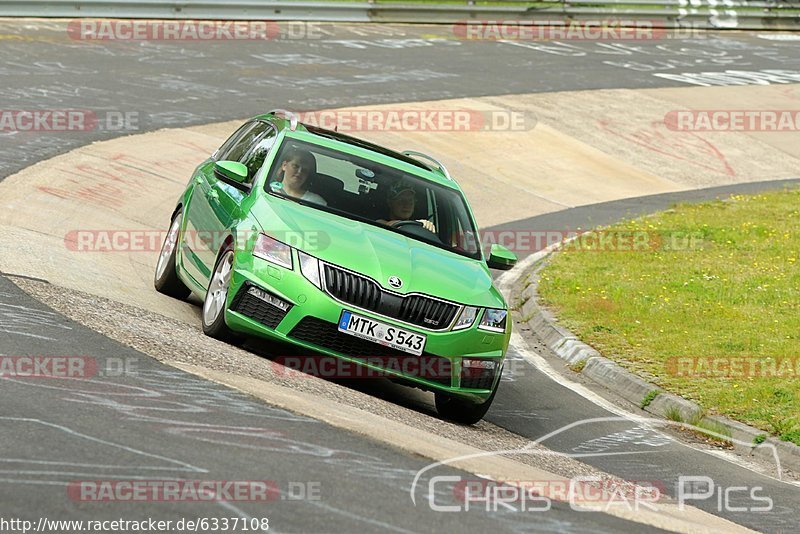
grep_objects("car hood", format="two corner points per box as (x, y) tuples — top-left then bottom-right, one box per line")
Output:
(250, 196), (505, 308)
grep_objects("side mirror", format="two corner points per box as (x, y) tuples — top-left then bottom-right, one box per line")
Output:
(214, 160), (248, 184)
(487, 244), (517, 270)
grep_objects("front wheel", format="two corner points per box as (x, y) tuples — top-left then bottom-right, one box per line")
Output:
(435, 375), (501, 425)
(202, 247), (239, 342)
(154, 210), (191, 299)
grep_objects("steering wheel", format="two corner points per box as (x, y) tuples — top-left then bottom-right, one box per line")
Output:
(391, 220), (424, 229)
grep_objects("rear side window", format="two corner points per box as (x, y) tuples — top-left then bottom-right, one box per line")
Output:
(215, 121), (255, 161)
(221, 121), (269, 162)
(240, 126), (277, 180)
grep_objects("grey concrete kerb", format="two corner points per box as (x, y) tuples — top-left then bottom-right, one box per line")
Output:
(506, 252), (800, 476)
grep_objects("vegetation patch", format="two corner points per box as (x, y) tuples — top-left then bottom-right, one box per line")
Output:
(538, 189), (800, 445)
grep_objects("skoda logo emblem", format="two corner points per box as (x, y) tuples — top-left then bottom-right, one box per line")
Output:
(388, 276), (403, 289)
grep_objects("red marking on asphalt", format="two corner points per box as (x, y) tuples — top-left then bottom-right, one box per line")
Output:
(177, 141), (214, 155)
(779, 86), (800, 102)
(597, 118), (736, 177)
(38, 183), (124, 207)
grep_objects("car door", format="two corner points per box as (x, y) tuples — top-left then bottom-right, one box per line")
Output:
(183, 120), (277, 289)
(180, 122), (254, 287)
(206, 121), (278, 257)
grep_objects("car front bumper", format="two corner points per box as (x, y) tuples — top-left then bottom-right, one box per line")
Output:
(223, 251), (509, 403)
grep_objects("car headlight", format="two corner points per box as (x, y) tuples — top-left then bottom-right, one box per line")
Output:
(478, 308), (507, 332)
(452, 306), (478, 330)
(253, 233), (292, 269)
(298, 250), (322, 289)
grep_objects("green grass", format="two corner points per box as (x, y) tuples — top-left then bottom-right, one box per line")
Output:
(660, 406), (733, 446)
(665, 405), (684, 422)
(538, 189), (800, 446)
(640, 389), (659, 409)
(570, 359), (588, 373)
(684, 411), (732, 446)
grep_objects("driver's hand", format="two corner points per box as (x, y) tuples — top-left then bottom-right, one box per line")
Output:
(417, 219), (435, 233)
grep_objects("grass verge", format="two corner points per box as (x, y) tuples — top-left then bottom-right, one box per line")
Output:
(538, 189), (800, 445)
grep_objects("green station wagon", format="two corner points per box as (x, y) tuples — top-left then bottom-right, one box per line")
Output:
(154, 110), (517, 423)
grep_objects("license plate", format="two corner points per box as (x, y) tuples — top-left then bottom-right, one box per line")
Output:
(338, 311), (426, 356)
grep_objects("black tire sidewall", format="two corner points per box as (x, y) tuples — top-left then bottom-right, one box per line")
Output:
(435, 367), (502, 425)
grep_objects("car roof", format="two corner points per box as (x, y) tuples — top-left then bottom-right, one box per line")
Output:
(253, 113), (460, 191)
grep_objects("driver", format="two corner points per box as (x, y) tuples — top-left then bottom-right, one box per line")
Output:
(378, 180), (435, 233)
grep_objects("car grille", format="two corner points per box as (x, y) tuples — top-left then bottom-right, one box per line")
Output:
(230, 283), (291, 329)
(288, 317), (452, 387)
(460, 366), (496, 390)
(322, 264), (460, 330)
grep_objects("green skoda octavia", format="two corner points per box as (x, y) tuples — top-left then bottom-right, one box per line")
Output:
(154, 110), (517, 424)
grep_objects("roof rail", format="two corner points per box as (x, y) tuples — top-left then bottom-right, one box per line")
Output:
(267, 109), (299, 131)
(401, 150), (452, 181)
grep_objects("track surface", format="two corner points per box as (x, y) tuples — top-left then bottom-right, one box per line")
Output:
(3, 21), (800, 178)
(3, 19), (800, 532)
(1, 276), (661, 533)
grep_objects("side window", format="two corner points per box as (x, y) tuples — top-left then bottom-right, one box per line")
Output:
(215, 122), (256, 161)
(240, 126), (277, 182)
(222, 121), (270, 164)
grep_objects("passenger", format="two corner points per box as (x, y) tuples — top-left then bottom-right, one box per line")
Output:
(378, 180), (435, 233)
(274, 149), (327, 205)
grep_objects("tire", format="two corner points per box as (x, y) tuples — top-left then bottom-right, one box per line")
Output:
(435, 372), (501, 425)
(201, 246), (239, 342)
(154, 210), (191, 299)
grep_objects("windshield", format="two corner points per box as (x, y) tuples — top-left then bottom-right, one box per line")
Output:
(264, 138), (481, 259)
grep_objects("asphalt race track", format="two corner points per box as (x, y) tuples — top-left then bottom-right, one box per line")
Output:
(2, 19), (800, 533)
(0, 276), (661, 533)
(3, 21), (800, 179)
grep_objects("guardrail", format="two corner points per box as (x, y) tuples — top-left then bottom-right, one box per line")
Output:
(0, 0), (798, 30)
